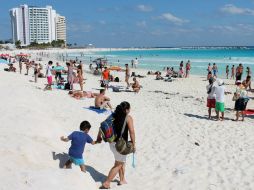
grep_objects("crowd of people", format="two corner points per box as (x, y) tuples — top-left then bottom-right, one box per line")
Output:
(206, 63), (252, 121)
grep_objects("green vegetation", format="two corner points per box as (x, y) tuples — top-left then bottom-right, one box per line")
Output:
(15, 40), (21, 49)
(15, 39), (66, 49)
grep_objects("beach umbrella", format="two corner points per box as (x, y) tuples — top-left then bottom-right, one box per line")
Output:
(0, 59), (8, 64)
(109, 66), (122, 71)
(16, 53), (30, 57)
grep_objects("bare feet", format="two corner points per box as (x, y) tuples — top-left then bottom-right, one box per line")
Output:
(118, 180), (127, 186)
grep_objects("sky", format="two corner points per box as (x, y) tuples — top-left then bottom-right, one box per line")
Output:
(1, 0), (254, 47)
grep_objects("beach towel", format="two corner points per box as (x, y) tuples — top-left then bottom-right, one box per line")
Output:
(84, 106), (112, 114)
(244, 109), (254, 115)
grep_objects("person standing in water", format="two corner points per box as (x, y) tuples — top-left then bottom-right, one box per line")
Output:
(231, 65), (235, 80)
(226, 65), (229, 79)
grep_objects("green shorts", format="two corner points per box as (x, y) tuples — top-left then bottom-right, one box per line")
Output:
(215, 102), (225, 112)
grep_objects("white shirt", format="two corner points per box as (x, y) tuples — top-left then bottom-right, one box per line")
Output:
(46, 65), (52, 77)
(214, 85), (225, 103)
(206, 84), (216, 99)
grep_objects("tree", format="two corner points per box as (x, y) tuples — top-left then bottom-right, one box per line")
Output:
(15, 40), (21, 48)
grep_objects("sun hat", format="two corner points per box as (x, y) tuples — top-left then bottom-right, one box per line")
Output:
(217, 79), (224, 86)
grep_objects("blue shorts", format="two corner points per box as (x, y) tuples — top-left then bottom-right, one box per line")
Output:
(70, 156), (85, 166)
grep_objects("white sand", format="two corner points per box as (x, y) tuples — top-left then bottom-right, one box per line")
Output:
(0, 50), (254, 190)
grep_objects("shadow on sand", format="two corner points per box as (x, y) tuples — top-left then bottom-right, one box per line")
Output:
(184, 113), (232, 121)
(52, 151), (69, 168)
(86, 165), (107, 183)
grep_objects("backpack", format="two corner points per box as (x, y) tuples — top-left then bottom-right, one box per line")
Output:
(99, 115), (116, 143)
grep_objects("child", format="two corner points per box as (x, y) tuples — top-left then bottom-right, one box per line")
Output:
(44, 61), (53, 90)
(60, 121), (98, 172)
(34, 64), (39, 83)
(214, 79), (225, 121)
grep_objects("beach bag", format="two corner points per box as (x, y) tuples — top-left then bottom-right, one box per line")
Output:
(115, 116), (134, 155)
(64, 82), (70, 90)
(114, 77), (119, 82)
(100, 115), (116, 143)
(100, 81), (105, 87)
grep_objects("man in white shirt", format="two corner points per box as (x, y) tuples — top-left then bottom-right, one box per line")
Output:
(214, 79), (225, 121)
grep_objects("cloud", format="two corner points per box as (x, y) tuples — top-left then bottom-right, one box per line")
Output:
(137, 5), (153, 12)
(159, 13), (188, 25)
(136, 21), (147, 27)
(67, 22), (92, 33)
(221, 4), (254, 15)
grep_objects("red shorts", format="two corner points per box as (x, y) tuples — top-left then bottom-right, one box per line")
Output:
(207, 98), (215, 108)
(47, 76), (53, 85)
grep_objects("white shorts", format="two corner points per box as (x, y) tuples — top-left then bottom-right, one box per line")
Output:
(109, 142), (127, 163)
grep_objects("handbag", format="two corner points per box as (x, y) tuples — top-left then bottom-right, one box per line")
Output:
(232, 93), (240, 101)
(115, 116), (134, 155)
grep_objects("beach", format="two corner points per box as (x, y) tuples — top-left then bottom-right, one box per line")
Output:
(0, 49), (254, 190)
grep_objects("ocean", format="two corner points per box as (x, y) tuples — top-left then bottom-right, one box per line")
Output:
(63, 47), (254, 79)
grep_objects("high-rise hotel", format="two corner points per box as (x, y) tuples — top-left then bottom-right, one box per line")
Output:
(10, 4), (66, 46)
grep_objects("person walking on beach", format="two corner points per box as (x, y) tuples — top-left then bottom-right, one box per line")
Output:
(45, 61), (53, 90)
(246, 67), (251, 77)
(99, 101), (136, 189)
(19, 58), (22, 74)
(212, 63), (218, 78)
(233, 81), (249, 121)
(102, 67), (110, 90)
(226, 65), (229, 79)
(61, 121), (98, 172)
(34, 63), (39, 83)
(124, 64), (130, 89)
(236, 63), (244, 81)
(207, 63), (212, 73)
(55, 62), (62, 83)
(133, 58), (138, 68)
(185, 60), (191, 78)
(67, 62), (74, 90)
(214, 79), (225, 121)
(231, 65), (235, 80)
(206, 77), (216, 119)
(77, 63), (84, 91)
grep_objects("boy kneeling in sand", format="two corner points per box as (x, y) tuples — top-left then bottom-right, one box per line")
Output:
(61, 121), (98, 172)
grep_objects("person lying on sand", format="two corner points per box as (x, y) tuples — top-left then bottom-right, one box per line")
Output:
(131, 77), (141, 93)
(60, 121), (98, 172)
(69, 90), (99, 99)
(95, 89), (113, 109)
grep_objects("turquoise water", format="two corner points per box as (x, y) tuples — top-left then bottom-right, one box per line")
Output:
(64, 48), (254, 79)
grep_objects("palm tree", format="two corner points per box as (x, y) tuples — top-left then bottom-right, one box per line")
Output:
(15, 40), (21, 49)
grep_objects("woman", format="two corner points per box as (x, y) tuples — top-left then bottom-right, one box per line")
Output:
(77, 63), (84, 91)
(100, 102), (136, 189)
(206, 77), (216, 119)
(226, 65), (229, 79)
(234, 81), (248, 121)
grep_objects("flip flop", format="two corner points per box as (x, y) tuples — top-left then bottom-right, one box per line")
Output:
(99, 185), (110, 189)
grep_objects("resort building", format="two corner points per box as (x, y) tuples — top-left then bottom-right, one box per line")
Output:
(10, 4), (66, 46)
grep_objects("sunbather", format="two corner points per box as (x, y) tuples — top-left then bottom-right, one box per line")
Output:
(69, 90), (99, 99)
(95, 89), (112, 109)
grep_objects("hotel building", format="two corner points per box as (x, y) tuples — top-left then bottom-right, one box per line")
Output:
(10, 4), (66, 46)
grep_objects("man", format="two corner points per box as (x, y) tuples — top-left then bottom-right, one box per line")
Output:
(95, 89), (112, 109)
(102, 67), (110, 90)
(133, 58), (138, 68)
(124, 64), (130, 89)
(214, 79), (225, 121)
(242, 76), (252, 91)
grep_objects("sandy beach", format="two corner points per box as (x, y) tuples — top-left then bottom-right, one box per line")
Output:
(0, 50), (254, 190)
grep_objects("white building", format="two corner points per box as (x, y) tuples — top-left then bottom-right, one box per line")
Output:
(10, 4), (66, 46)
(55, 15), (66, 42)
